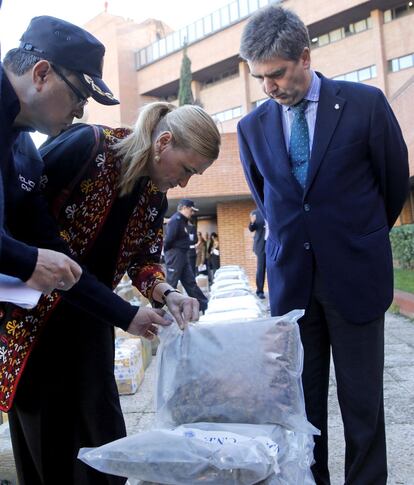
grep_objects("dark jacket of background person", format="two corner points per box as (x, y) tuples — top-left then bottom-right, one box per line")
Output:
(8, 124), (167, 485)
(248, 209), (266, 256)
(164, 210), (208, 311)
(207, 232), (220, 277)
(187, 221), (197, 275)
(248, 209), (266, 297)
(164, 212), (191, 251)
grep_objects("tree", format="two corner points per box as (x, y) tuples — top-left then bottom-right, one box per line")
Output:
(178, 43), (194, 106)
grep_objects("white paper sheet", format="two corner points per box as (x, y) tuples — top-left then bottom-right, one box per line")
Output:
(0, 274), (42, 309)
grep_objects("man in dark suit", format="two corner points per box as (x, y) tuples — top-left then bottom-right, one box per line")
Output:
(248, 208), (266, 299)
(238, 5), (409, 484)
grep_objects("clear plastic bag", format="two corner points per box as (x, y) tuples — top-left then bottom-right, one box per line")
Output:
(155, 310), (319, 434)
(78, 422), (279, 485)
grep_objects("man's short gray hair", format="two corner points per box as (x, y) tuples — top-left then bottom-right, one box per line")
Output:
(240, 5), (310, 63)
(3, 48), (72, 77)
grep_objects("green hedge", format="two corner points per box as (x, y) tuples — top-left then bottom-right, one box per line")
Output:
(390, 224), (414, 269)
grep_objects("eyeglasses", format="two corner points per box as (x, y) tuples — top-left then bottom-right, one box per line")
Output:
(52, 64), (89, 108)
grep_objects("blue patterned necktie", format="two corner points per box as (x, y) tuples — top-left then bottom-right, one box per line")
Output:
(289, 99), (309, 188)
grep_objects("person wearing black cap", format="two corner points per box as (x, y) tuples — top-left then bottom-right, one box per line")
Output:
(0, 14), (121, 296)
(0, 17), (190, 485)
(164, 199), (209, 312)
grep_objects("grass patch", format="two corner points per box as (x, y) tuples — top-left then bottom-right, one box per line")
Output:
(394, 268), (414, 294)
(388, 302), (400, 315)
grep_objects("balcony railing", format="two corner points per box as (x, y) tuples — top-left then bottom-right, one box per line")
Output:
(135, 0), (281, 69)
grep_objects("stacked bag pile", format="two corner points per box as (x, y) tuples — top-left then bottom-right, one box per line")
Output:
(114, 275), (153, 395)
(200, 265), (266, 323)
(79, 268), (319, 484)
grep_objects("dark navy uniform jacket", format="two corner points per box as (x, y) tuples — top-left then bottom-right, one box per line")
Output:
(0, 62), (38, 280)
(0, 63), (137, 329)
(164, 212), (190, 252)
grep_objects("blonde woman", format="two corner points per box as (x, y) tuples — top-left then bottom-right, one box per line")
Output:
(9, 102), (220, 484)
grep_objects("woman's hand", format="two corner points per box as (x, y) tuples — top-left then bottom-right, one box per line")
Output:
(164, 291), (200, 329)
(126, 307), (172, 340)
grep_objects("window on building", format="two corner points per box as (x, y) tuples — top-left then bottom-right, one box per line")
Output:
(239, 0), (249, 17)
(195, 19), (204, 39)
(230, 1), (239, 22)
(248, 0), (259, 12)
(311, 16), (372, 49)
(384, 2), (414, 22)
(212, 10), (221, 30)
(254, 98), (267, 107)
(389, 53), (414, 72)
(329, 28), (343, 43)
(333, 65), (377, 82)
(166, 34), (174, 54)
(204, 15), (213, 35)
(220, 5), (231, 27)
(202, 66), (239, 88)
(212, 106), (243, 123)
(159, 38), (167, 57)
(187, 23), (196, 43)
(136, 0), (277, 69)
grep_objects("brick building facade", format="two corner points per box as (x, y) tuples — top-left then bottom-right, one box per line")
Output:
(82, 0), (414, 284)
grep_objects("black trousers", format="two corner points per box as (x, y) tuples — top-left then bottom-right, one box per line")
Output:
(255, 250), (266, 294)
(188, 252), (197, 277)
(299, 272), (386, 485)
(8, 303), (127, 485)
(165, 248), (208, 311)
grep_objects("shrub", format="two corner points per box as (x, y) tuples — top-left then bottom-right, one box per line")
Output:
(390, 224), (414, 269)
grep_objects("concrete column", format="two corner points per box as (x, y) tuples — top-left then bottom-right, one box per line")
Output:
(370, 9), (388, 95)
(191, 80), (202, 104)
(239, 60), (252, 115)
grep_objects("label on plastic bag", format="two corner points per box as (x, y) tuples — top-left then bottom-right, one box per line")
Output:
(175, 428), (279, 457)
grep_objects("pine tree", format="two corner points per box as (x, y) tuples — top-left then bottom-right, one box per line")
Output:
(178, 43), (194, 106)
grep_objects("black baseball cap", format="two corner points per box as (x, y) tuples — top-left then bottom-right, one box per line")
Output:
(179, 199), (199, 211)
(19, 15), (119, 106)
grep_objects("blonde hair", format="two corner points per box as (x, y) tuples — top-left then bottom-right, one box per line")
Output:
(115, 102), (221, 195)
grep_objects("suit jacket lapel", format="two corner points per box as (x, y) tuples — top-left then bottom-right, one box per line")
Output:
(259, 101), (303, 194)
(305, 76), (345, 195)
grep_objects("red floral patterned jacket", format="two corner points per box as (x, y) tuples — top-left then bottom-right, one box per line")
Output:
(0, 124), (167, 411)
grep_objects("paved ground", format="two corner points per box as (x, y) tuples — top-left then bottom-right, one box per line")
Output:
(1, 311), (414, 484)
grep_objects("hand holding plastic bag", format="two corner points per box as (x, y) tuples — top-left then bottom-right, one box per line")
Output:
(156, 310), (318, 434)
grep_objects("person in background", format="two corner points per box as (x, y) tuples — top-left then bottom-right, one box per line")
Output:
(8, 102), (220, 484)
(187, 218), (198, 276)
(248, 208), (266, 299)
(195, 230), (207, 274)
(164, 199), (209, 312)
(207, 232), (220, 282)
(238, 5), (408, 484)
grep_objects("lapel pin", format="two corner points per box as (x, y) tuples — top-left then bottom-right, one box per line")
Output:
(334, 103), (340, 110)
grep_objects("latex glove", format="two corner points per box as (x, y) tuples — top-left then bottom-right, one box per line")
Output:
(127, 307), (172, 340)
(164, 292), (199, 330)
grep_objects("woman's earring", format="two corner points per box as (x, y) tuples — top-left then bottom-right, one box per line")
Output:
(154, 154), (160, 162)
